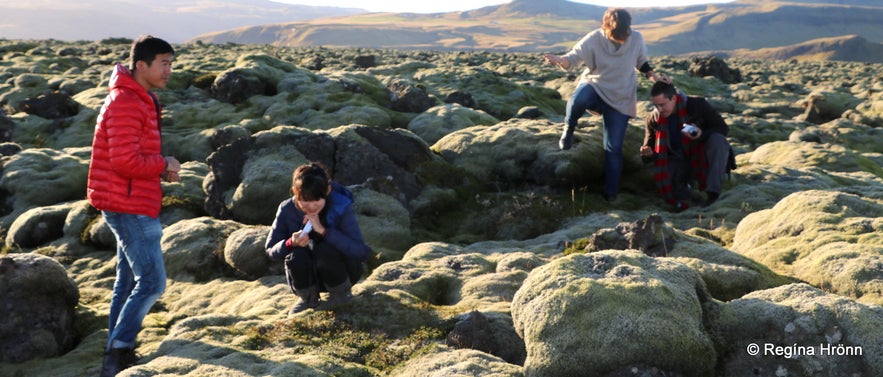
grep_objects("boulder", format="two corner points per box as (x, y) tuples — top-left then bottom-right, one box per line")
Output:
(512, 251), (717, 376)
(788, 118), (883, 154)
(354, 55), (376, 68)
(223, 226), (272, 277)
(795, 88), (862, 125)
(211, 69), (273, 104)
(0, 74), (49, 108)
(745, 140), (878, 174)
(445, 310), (526, 365)
(387, 79), (436, 113)
(733, 189), (883, 305)
(348, 187), (412, 262)
(0, 147), (89, 210)
(688, 56), (741, 84)
(15, 92), (80, 119)
(584, 214), (675, 257)
(5, 202), (75, 249)
(203, 126), (334, 224)
(433, 118), (645, 190)
(358, 243), (532, 313)
(212, 122), (438, 229)
(407, 103), (499, 145)
(443, 90), (476, 108)
(714, 283), (883, 376)
(209, 54), (295, 104)
(161, 217), (243, 282)
(0, 253), (78, 363)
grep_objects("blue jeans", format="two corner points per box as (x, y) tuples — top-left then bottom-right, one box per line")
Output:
(102, 211), (166, 350)
(565, 83), (631, 198)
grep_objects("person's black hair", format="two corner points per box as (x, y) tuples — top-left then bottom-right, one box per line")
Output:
(651, 81), (678, 99)
(291, 162), (331, 202)
(129, 35), (174, 71)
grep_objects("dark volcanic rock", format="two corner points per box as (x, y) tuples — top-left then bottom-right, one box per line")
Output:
(0, 253), (79, 363)
(388, 80), (436, 113)
(15, 92), (80, 119)
(211, 69), (275, 104)
(688, 56), (742, 84)
(585, 214), (675, 257)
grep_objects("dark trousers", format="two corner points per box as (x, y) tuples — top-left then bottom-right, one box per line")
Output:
(668, 132), (731, 198)
(284, 240), (363, 292)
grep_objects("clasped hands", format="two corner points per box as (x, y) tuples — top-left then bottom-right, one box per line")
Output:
(289, 213), (326, 248)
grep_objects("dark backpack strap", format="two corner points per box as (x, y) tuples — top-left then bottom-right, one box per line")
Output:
(148, 91), (162, 132)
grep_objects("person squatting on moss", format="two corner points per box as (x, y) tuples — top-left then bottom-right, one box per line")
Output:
(544, 7), (670, 201)
(640, 81), (735, 210)
(87, 35), (181, 377)
(265, 163), (372, 315)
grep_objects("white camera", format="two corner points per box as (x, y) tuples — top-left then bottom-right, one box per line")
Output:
(682, 124), (699, 137)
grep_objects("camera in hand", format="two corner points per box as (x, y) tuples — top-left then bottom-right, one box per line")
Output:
(682, 123), (699, 137)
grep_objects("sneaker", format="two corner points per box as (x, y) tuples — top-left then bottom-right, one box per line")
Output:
(559, 132), (573, 150)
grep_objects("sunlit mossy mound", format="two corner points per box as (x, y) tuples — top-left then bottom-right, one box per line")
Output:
(0, 39), (881, 376)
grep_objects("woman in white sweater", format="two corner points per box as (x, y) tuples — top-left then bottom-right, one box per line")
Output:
(544, 8), (669, 201)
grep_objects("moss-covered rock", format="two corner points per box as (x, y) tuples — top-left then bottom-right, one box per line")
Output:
(512, 251), (717, 377)
(408, 103), (499, 145)
(161, 216), (243, 282)
(389, 347), (524, 377)
(733, 189), (883, 305)
(713, 283), (883, 376)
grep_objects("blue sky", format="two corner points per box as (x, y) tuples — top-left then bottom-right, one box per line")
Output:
(271, 0), (735, 13)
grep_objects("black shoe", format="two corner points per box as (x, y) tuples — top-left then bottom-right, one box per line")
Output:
(100, 348), (140, 377)
(703, 192), (720, 207)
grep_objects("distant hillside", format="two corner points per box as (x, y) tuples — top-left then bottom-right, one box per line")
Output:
(188, 0), (883, 63)
(0, 0), (364, 43)
(641, 0), (883, 55)
(700, 35), (883, 63)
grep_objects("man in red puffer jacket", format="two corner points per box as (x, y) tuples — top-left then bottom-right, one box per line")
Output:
(87, 35), (181, 377)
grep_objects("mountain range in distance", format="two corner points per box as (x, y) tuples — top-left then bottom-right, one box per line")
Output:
(189, 0), (883, 63)
(0, 0), (364, 43)
(1, 0), (881, 62)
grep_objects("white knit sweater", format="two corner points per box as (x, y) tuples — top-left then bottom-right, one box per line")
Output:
(562, 29), (649, 118)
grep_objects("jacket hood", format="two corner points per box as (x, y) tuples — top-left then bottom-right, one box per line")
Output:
(328, 182), (354, 214)
(109, 64), (152, 101)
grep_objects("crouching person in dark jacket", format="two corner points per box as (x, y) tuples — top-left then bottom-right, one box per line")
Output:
(265, 162), (372, 315)
(640, 81), (734, 210)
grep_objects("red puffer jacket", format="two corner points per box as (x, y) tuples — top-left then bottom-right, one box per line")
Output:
(87, 64), (167, 218)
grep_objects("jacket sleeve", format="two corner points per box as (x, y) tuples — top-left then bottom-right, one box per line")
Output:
(324, 204), (372, 262)
(690, 97), (730, 141)
(633, 32), (650, 70)
(641, 113), (658, 163)
(265, 202), (294, 260)
(104, 92), (166, 178)
(562, 31), (596, 71)
(642, 113), (658, 148)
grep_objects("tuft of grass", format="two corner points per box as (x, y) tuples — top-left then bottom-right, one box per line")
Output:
(238, 311), (446, 372)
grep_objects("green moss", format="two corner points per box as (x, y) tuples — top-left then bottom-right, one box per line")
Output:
(238, 311), (447, 373)
(192, 72), (217, 89)
(561, 237), (592, 255)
